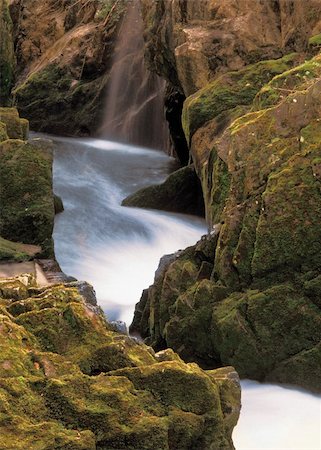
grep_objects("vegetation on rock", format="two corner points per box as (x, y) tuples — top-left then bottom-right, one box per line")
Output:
(122, 165), (205, 217)
(11, 0), (126, 135)
(0, 108), (55, 258)
(0, 275), (241, 449)
(134, 2), (321, 393)
(0, 0), (15, 106)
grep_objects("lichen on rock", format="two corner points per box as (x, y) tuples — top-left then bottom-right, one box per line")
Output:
(134, 2), (321, 393)
(0, 275), (241, 449)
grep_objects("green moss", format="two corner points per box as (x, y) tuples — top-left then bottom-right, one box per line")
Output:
(122, 165), (205, 217)
(182, 53), (298, 142)
(308, 33), (321, 47)
(0, 121), (8, 142)
(0, 236), (31, 261)
(252, 152), (321, 276)
(211, 284), (321, 387)
(254, 55), (321, 110)
(0, 0), (15, 105)
(0, 138), (55, 256)
(0, 277), (239, 449)
(14, 63), (108, 135)
(205, 149), (231, 226)
(0, 108), (28, 140)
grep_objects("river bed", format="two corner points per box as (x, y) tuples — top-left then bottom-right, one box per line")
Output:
(52, 135), (321, 450)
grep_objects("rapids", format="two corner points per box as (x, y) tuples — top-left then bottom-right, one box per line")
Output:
(52, 135), (321, 450)
(52, 135), (206, 325)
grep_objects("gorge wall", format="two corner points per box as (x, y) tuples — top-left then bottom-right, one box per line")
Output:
(8, 0), (126, 135)
(131, 0), (321, 393)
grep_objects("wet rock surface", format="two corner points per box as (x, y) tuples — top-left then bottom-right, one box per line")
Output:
(0, 274), (241, 449)
(133, 0), (321, 393)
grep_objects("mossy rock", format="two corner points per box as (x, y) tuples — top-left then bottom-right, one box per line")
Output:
(0, 138), (55, 257)
(254, 54), (321, 110)
(211, 284), (321, 391)
(0, 237), (31, 261)
(14, 63), (108, 135)
(122, 165), (205, 216)
(0, 0), (15, 106)
(182, 53), (299, 142)
(0, 277), (240, 449)
(308, 33), (321, 52)
(54, 194), (64, 214)
(252, 151), (321, 276)
(0, 108), (28, 140)
(0, 121), (8, 142)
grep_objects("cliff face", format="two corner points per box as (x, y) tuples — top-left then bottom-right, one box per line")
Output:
(9, 0), (125, 135)
(133, 0), (321, 392)
(140, 0), (321, 97)
(0, 0), (15, 105)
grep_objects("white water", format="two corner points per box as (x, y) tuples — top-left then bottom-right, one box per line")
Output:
(234, 381), (321, 450)
(52, 136), (321, 450)
(52, 136), (206, 324)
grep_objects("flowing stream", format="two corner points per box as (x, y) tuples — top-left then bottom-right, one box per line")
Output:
(52, 135), (321, 450)
(52, 135), (206, 325)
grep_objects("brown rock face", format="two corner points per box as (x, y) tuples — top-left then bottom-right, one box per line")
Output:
(10, 0), (126, 135)
(134, 0), (321, 392)
(141, 0), (321, 96)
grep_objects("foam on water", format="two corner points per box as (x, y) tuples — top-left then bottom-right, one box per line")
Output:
(234, 381), (321, 449)
(52, 136), (206, 323)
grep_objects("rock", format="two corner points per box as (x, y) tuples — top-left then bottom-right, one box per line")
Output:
(53, 194), (64, 214)
(134, 4), (321, 392)
(0, 122), (55, 257)
(109, 320), (128, 335)
(0, 275), (241, 449)
(0, 237), (31, 262)
(11, 0), (127, 135)
(182, 53), (300, 143)
(140, 0), (321, 97)
(122, 165), (205, 217)
(0, 107), (28, 140)
(0, 0), (15, 105)
(66, 280), (97, 306)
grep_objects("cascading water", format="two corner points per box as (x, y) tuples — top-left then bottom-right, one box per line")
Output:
(51, 134), (321, 450)
(99, 0), (170, 151)
(51, 1), (321, 447)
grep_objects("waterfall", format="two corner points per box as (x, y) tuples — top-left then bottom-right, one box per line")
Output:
(99, 0), (170, 151)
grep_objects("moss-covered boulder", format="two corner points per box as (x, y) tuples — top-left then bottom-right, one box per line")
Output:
(0, 107), (29, 140)
(0, 0), (15, 105)
(182, 53), (299, 143)
(122, 165), (205, 217)
(0, 275), (241, 449)
(0, 236), (40, 261)
(132, 48), (321, 393)
(0, 136), (55, 257)
(12, 0), (126, 135)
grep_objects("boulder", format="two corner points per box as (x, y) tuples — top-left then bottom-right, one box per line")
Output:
(0, 275), (241, 449)
(0, 133), (55, 257)
(0, 0), (15, 105)
(122, 165), (205, 217)
(11, 0), (127, 135)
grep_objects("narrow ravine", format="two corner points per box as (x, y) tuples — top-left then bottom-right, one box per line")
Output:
(52, 135), (206, 325)
(51, 134), (321, 450)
